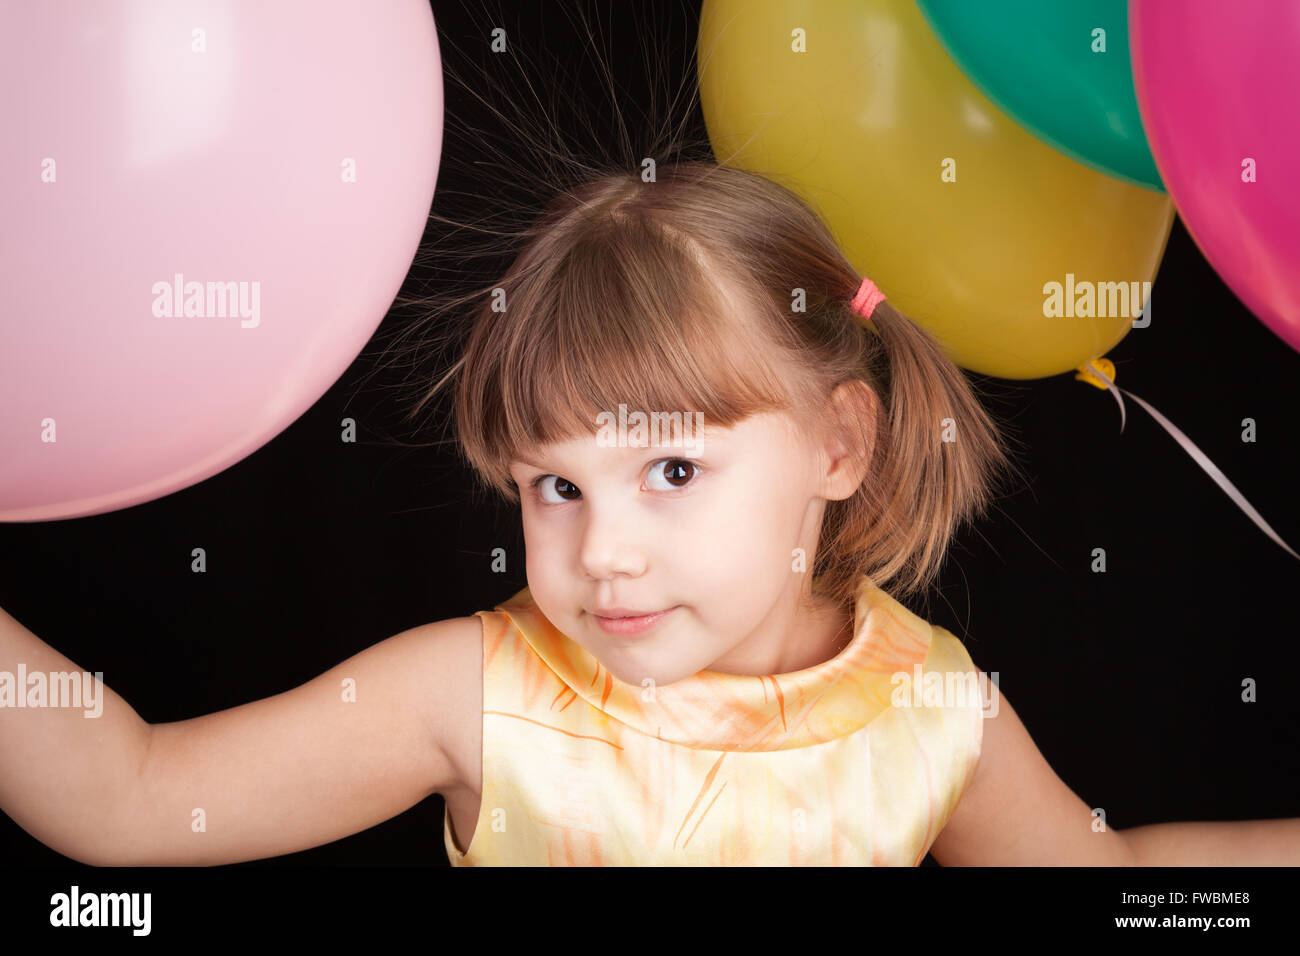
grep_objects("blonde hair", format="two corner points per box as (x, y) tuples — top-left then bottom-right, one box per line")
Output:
(374, 6), (1026, 613)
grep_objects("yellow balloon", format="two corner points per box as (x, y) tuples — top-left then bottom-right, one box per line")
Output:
(698, 0), (1174, 380)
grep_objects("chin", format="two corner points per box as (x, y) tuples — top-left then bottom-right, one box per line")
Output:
(620, 657), (704, 689)
(593, 648), (679, 689)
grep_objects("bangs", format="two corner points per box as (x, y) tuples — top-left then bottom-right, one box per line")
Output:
(458, 228), (817, 499)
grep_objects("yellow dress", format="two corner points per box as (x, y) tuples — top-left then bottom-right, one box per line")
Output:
(444, 573), (985, 866)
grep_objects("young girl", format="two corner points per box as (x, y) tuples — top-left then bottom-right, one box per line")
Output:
(5, 154), (1295, 867)
(427, 158), (1024, 866)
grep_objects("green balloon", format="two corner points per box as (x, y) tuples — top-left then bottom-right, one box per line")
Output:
(915, 0), (1165, 192)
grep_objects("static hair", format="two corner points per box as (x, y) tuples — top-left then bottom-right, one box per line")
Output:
(370, 2), (1026, 612)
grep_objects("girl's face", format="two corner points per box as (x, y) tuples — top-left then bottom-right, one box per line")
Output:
(508, 398), (870, 688)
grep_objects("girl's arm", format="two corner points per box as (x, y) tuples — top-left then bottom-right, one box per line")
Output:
(1121, 818), (1300, 866)
(927, 667), (1135, 866)
(929, 667), (1300, 866)
(0, 604), (479, 866)
(0, 604), (153, 863)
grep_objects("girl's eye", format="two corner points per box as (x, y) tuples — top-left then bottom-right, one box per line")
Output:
(530, 459), (701, 504)
(646, 458), (699, 492)
(533, 475), (581, 504)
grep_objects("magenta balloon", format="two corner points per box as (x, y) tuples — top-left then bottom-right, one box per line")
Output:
(1130, 0), (1300, 352)
(0, 1), (442, 520)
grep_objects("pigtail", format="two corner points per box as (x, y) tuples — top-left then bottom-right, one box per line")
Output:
(814, 297), (1025, 613)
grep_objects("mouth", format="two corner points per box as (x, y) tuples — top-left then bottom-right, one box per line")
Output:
(589, 606), (679, 636)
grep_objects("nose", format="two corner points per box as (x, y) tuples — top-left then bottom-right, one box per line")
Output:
(577, 496), (647, 581)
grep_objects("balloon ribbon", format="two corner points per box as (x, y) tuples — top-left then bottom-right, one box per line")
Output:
(1075, 357), (1299, 561)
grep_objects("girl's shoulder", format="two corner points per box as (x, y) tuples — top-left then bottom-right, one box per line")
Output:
(426, 615), (485, 795)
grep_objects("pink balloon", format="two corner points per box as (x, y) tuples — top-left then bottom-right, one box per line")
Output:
(0, 1), (442, 520)
(1130, 0), (1300, 352)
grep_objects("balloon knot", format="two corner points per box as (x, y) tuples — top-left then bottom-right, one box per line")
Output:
(1074, 356), (1116, 390)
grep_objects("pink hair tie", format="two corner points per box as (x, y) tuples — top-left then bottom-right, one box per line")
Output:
(850, 276), (886, 319)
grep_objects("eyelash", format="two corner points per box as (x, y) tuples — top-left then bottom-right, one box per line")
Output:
(527, 459), (703, 502)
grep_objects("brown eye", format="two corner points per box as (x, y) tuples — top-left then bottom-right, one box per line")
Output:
(647, 459), (700, 491)
(534, 475), (581, 503)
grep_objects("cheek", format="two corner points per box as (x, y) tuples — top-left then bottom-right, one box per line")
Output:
(708, 487), (806, 577)
(523, 499), (572, 541)
(522, 522), (551, 576)
(520, 509), (546, 572)
(703, 474), (789, 541)
(521, 515), (571, 590)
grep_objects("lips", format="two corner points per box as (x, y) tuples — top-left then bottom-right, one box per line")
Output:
(590, 605), (679, 636)
(590, 606), (664, 618)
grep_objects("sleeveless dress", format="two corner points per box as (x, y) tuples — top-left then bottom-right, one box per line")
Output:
(443, 573), (985, 866)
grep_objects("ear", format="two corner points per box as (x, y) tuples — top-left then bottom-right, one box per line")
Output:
(817, 380), (877, 501)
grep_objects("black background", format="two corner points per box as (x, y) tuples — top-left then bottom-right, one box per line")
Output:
(2, 0), (1297, 873)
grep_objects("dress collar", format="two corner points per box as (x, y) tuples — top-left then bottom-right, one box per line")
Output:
(493, 574), (935, 751)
